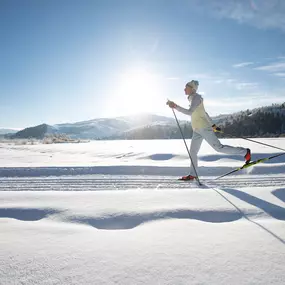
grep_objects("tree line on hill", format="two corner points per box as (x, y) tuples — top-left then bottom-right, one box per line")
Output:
(107, 103), (285, 140)
(220, 104), (285, 138)
(4, 103), (285, 140)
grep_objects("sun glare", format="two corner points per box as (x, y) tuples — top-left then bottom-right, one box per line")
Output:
(106, 67), (163, 117)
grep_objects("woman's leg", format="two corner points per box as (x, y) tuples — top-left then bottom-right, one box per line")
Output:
(200, 127), (247, 155)
(189, 131), (203, 176)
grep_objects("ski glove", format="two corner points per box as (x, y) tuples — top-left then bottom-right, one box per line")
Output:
(166, 100), (177, 108)
(212, 124), (222, 132)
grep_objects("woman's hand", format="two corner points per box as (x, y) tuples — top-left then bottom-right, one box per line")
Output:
(166, 100), (177, 108)
(212, 124), (222, 132)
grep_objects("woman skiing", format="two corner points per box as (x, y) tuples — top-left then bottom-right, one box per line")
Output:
(167, 80), (251, 181)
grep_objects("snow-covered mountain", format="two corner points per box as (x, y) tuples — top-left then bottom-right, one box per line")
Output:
(0, 128), (18, 135)
(6, 102), (285, 140)
(8, 114), (177, 139)
(52, 114), (177, 139)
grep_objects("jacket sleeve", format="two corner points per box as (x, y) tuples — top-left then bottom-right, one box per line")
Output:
(175, 95), (202, 116)
(205, 112), (214, 126)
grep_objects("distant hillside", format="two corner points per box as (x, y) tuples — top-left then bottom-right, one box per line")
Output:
(52, 114), (176, 139)
(9, 124), (54, 139)
(105, 122), (192, 140)
(0, 128), (18, 135)
(6, 103), (285, 140)
(216, 103), (285, 138)
(106, 102), (285, 139)
(7, 114), (177, 139)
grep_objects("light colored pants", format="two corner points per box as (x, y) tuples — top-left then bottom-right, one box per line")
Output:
(189, 127), (247, 176)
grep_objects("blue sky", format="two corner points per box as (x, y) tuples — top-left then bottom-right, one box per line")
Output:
(1, 0), (285, 128)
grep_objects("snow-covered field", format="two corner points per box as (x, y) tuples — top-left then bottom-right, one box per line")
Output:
(0, 138), (285, 285)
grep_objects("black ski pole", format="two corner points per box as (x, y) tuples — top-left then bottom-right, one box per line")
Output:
(217, 130), (285, 152)
(171, 108), (202, 185)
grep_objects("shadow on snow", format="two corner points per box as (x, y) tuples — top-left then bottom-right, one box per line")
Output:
(67, 208), (242, 230)
(0, 208), (59, 221)
(221, 188), (285, 221)
(272, 188), (285, 203)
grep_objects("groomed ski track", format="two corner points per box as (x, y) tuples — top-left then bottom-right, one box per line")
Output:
(1, 174), (285, 190)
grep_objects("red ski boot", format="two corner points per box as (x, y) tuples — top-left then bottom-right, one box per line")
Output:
(179, 175), (197, 181)
(244, 148), (251, 164)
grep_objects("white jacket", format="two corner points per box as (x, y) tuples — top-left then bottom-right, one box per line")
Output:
(175, 93), (213, 130)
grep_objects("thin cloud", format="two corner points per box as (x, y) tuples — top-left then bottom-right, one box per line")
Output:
(194, 0), (285, 31)
(187, 71), (264, 93)
(255, 61), (285, 72)
(273, 72), (285, 77)
(214, 80), (224, 84)
(206, 92), (285, 115)
(216, 78), (258, 90)
(188, 72), (257, 91)
(233, 62), (254, 68)
(166, 77), (180, 80)
(235, 82), (259, 90)
(226, 78), (237, 84)
(206, 98), (248, 108)
(187, 73), (221, 81)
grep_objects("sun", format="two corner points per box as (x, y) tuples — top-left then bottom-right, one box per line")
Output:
(106, 66), (163, 116)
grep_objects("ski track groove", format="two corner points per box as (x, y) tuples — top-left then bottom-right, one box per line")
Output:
(0, 176), (284, 190)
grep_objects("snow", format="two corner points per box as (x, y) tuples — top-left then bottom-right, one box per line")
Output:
(0, 138), (285, 284)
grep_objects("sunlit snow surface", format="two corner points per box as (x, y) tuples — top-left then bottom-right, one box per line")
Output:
(0, 138), (285, 285)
